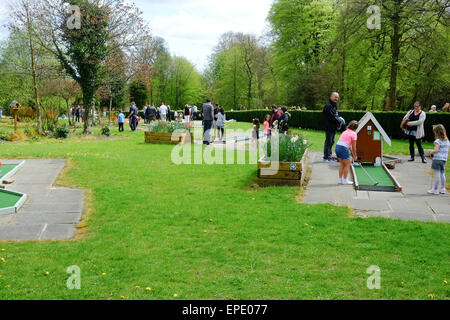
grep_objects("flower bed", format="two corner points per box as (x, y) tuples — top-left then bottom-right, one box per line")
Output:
(258, 134), (309, 187)
(145, 122), (193, 145)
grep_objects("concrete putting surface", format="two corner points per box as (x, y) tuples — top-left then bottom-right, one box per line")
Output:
(303, 153), (450, 223)
(0, 159), (85, 241)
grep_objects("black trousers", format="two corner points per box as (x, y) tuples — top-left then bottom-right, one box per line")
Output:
(409, 135), (424, 159)
(324, 130), (336, 160)
(130, 116), (137, 131)
(203, 120), (213, 144)
(119, 123), (124, 132)
(217, 127), (224, 140)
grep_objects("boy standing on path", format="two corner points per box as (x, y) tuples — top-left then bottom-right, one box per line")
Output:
(118, 110), (125, 132)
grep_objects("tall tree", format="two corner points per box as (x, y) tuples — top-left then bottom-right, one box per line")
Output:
(28, 0), (150, 133)
(10, 0), (43, 132)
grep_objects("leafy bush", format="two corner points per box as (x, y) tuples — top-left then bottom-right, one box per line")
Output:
(148, 121), (189, 133)
(101, 126), (111, 137)
(0, 132), (10, 141)
(24, 127), (40, 140)
(227, 110), (450, 142)
(54, 126), (70, 139)
(266, 134), (309, 163)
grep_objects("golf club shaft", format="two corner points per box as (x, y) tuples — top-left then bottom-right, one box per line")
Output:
(360, 163), (379, 186)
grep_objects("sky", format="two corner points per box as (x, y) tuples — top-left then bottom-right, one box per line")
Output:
(0, 1), (7, 39)
(0, 0), (273, 71)
(134, 0), (273, 70)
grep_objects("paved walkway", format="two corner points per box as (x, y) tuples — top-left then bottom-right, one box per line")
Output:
(0, 159), (84, 241)
(303, 153), (449, 223)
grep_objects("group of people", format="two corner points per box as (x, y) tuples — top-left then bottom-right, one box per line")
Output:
(429, 103), (450, 113)
(200, 100), (226, 145)
(69, 106), (86, 123)
(248, 105), (292, 142)
(142, 103), (172, 123)
(322, 92), (449, 194)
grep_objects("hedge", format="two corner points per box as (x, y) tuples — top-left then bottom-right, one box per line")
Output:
(224, 110), (450, 142)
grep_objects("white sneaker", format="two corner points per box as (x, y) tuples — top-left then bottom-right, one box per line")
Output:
(440, 189), (447, 195)
(428, 189), (439, 195)
(343, 179), (354, 185)
(338, 178), (343, 185)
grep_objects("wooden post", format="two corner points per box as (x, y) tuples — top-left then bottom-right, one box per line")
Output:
(12, 106), (20, 134)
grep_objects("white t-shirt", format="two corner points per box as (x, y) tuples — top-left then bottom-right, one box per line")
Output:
(434, 139), (450, 161)
(160, 105), (168, 115)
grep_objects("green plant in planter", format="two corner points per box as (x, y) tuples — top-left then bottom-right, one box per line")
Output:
(266, 134), (309, 162)
(148, 121), (189, 133)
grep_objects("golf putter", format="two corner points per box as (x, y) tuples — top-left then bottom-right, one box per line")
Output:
(360, 163), (380, 186)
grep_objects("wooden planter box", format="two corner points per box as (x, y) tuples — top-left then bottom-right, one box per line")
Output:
(257, 150), (309, 187)
(145, 132), (193, 145)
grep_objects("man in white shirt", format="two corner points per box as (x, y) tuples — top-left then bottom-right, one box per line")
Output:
(159, 102), (168, 122)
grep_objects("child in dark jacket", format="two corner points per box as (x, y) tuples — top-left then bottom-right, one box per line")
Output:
(279, 107), (290, 134)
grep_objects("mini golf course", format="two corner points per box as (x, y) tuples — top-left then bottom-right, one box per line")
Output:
(352, 163), (402, 192)
(0, 160), (27, 215)
(0, 160), (26, 180)
(0, 164), (20, 179)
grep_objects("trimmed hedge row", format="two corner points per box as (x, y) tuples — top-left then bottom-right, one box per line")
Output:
(225, 110), (450, 142)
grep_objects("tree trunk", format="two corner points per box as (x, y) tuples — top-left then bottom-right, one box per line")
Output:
(66, 99), (72, 126)
(341, 23), (347, 104)
(387, 3), (401, 110)
(233, 53), (237, 109)
(109, 94), (113, 125)
(82, 86), (94, 134)
(26, 6), (41, 134)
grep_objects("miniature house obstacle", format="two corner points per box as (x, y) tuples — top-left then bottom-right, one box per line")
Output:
(355, 112), (391, 164)
(351, 113), (402, 192)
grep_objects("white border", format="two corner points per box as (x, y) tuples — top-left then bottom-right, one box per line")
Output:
(0, 190), (27, 216)
(356, 113), (392, 146)
(1, 160), (26, 181)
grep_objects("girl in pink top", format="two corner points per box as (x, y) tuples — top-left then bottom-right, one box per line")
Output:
(335, 121), (359, 185)
(263, 115), (271, 137)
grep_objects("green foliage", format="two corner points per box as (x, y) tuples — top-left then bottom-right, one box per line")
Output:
(147, 121), (190, 133)
(152, 55), (205, 108)
(206, 32), (278, 110)
(268, 0), (336, 107)
(267, 134), (309, 162)
(101, 126), (111, 137)
(267, 0), (449, 110)
(54, 125), (70, 139)
(129, 79), (149, 108)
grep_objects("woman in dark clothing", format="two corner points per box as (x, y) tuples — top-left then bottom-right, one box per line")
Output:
(403, 102), (427, 163)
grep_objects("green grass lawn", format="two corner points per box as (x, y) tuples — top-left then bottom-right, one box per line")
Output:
(0, 123), (449, 300)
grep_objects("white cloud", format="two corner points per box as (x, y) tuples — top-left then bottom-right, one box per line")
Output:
(134, 0), (273, 70)
(0, 1), (9, 40)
